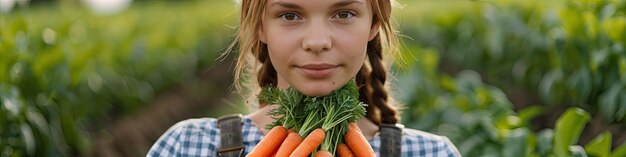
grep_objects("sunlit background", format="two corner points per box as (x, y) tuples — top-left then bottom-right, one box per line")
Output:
(1, 0), (625, 156)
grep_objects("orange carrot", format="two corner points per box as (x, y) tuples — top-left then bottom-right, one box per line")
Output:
(247, 126), (288, 157)
(345, 123), (375, 157)
(337, 143), (354, 157)
(288, 128), (297, 134)
(275, 132), (304, 157)
(289, 128), (326, 157)
(270, 149), (278, 157)
(313, 150), (333, 157)
(349, 123), (363, 132)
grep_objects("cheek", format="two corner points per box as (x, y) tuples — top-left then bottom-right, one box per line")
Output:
(334, 27), (370, 66)
(265, 27), (300, 65)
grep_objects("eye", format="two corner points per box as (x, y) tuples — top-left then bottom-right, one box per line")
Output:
(333, 11), (355, 19)
(280, 12), (302, 21)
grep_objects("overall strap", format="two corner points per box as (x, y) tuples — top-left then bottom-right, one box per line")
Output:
(380, 123), (403, 157)
(217, 114), (245, 157)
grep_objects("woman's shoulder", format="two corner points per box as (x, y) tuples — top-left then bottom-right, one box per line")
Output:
(163, 118), (221, 138)
(175, 117), (219, 129)
(147, 116), (263, 157)
(146, 118), (220, 156)
(401, 128), (462, 157)
(401, 127), (449, 143)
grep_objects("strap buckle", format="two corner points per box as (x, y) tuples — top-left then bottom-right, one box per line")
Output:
(380, 123), (404, 129)
(217, 114), (243, 125)
(380, 123), (404, 157)
(216, 114), (245, 157)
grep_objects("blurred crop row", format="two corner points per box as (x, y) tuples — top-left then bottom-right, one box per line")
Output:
(1, 1), (236, 156)
(1, 0), (626, 156)
(396, 0), (626, 156)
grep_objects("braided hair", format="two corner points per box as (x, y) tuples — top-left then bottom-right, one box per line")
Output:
(356, 35), (399, 125)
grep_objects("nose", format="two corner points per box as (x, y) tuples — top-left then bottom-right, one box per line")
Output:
(302, 20), (331, 53)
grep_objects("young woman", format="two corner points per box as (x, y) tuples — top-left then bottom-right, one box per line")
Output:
(148, 0), (461, 156)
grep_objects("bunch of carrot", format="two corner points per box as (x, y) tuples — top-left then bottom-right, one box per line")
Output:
(246, 80), (375, 157)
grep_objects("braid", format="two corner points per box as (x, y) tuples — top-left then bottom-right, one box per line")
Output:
(357, 66), (381, 125)
(257, 44), (277, 87)
(365, 35), (399, 124)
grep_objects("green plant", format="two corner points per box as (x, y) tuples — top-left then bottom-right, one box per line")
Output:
(399, 0), (626, 123)
(394, 0), (626, 155)
(396, 46), (626, 156)
(0, 1), (235, 156)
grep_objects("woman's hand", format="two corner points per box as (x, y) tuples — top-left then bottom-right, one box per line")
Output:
(337, 123), (376, 157)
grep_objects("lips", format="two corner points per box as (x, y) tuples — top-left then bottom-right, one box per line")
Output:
(297, 64), (338, 79)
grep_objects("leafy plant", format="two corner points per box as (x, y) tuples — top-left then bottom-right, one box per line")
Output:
(395, 0), (626, 156)
(399, 0), (626, 123)
(396, 48), (626, 156)
(0, 1), (235, 156)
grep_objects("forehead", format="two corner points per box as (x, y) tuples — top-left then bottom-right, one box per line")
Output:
(267, 0), (366, 3)
(266, 0), (368, 8)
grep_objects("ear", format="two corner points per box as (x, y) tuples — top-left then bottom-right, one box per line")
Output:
(259, 27), (267, 43)
(368, 22), (380, 41)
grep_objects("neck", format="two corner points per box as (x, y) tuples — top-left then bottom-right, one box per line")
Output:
(247, 104), (279, 134)
(356, 117), (379, 140)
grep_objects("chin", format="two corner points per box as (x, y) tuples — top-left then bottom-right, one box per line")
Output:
(294, 80), (347, 97)
(294, 84), (333, 96)
(300, 89), (334, 97)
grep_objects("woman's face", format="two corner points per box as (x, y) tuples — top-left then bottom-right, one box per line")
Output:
(261, 0), (378, 96)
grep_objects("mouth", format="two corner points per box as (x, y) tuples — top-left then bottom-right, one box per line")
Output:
(296, 64), (338, 79)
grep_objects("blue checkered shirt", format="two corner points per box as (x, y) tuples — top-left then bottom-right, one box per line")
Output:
(147, 117), (461, 157)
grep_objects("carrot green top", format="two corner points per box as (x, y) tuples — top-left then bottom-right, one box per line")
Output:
(262, 80), (366, 154)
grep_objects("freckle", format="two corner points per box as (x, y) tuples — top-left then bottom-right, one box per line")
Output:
(333, 82), (336, 85)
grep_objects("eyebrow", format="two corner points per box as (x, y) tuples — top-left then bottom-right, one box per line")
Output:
(269, 1), (302, 9)
(268, 0), (364, 9)
(331, 0), (364, 8)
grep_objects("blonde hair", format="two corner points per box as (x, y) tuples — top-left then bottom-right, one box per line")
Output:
(225, 0), (401, 125)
